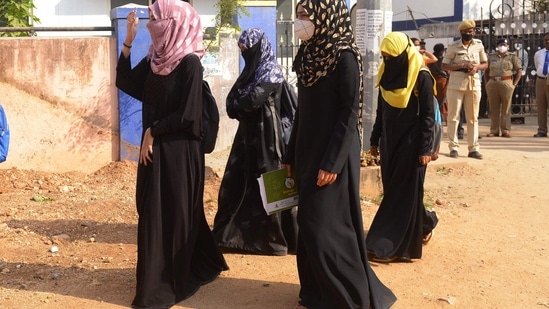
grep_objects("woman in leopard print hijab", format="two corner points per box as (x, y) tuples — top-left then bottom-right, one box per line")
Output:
(293, 0), (364, 138)
(283, 1), (397, 308)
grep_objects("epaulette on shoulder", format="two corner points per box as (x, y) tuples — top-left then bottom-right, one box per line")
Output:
(473, 38), (483, 43)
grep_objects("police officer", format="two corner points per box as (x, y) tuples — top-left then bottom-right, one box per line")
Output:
(442, 20), (488, 160)
(484, 38), (522, 138)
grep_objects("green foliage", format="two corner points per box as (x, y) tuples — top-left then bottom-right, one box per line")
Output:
(528, 0), (549, 14)
(0, 0), (40, 37)
(214, 0), (249, 29)
(204, 0), (249, 52)
(371, 193), (383, 205)
(436, 166), (451, 175)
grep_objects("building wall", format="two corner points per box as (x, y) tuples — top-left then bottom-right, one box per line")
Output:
(0, 36), (119, 173)
(0, 33), (241, 172)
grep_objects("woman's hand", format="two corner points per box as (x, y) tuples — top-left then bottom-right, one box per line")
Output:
(317, 169), (337, 187)
(419, 155), (431, 166)
(281, 163), (292, 177)
(121, 10), (138, 58)
(140, 128), (154, 166)
(126, 10), (138, 43)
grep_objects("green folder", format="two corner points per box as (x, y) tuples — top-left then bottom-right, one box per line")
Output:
(257, 168), (299, 215)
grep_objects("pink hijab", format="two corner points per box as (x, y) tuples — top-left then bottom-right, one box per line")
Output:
(146, 0), (204, 76)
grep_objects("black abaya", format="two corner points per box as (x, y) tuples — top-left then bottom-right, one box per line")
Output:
(283, 51), (396, 309)
(116, 54), (228, 308)
(367, 70), (439, 260)
(213, 82), (298, 256)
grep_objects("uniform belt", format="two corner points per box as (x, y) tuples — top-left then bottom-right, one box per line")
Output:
(490, 76), (513, 81)
(538, 76), (547, 80)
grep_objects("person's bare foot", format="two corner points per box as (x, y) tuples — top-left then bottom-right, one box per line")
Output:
(423, 230), (434, 245)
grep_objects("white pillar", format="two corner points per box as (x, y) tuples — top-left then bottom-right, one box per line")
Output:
(351, 0), (392, 149)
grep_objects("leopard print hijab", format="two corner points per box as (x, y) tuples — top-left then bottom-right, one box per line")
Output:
(293, 0), (364, 142)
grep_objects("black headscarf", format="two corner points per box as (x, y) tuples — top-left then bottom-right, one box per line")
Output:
(234, 39), (263, 91)
(379, 49), (409, 91)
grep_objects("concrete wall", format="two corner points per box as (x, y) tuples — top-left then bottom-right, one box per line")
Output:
(0, 35), (240, 173)
(0, 37), (119, 173)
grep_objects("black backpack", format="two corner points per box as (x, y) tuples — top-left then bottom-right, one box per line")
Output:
(202, 80), (219, 154)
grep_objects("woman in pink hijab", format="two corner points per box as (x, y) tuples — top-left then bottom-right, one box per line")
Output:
(115, 1), (228, 308)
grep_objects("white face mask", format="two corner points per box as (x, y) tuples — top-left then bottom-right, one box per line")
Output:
(497, 45), (508, 53)
(415, 46), (421, 51)
(294, 19), (314, 41)
(515, 43), (522, 49)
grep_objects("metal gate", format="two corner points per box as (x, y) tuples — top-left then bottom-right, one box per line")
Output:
(276, 18), (299, 85)
(479, 0), (549, 122)
(277, 0), (549, 123)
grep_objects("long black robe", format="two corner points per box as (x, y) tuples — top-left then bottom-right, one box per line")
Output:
(213, 82), (298, 256)
(116, 54), (228, 308)
(367, 70), (439, 260)
(283, 51), (396, 309)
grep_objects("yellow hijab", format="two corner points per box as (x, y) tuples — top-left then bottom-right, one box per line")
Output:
(376, 32), (425, 108)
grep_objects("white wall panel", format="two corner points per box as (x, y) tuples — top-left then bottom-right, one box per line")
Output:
(393, 1), (454, 22)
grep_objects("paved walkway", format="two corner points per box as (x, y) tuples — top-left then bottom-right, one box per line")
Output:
(360, 115), (549, 197)
(434, 115), (548, 166)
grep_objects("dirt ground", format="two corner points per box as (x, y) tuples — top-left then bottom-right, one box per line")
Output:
(1, 81), (549, 309)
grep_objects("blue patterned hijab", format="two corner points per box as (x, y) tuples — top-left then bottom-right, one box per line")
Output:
(234, 28), (284, 95)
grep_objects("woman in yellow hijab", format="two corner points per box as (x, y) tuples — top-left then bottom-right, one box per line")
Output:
(367, 32), (439, 263)
(376, 32), (424, 108)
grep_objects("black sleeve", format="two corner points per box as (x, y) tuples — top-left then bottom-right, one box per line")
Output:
(319, 51), (360, 173)
(282, 108), (299, 165)
(115, 53), (149, 101)
(227, 83), (280, 115)
(369, 91), (383, 147)
(418, 71), (435, 156)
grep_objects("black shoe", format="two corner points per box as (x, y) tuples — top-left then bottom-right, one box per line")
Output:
(533, 132), (547, 137)
(449, 150), (458, 158)
(468, 151), (483, 159)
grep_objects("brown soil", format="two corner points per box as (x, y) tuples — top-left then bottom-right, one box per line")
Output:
(1, 81), (549, 308)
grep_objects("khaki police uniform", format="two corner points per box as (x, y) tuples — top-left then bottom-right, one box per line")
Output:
(485, 51), (521, 136)
(442, 38), (487, 152)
